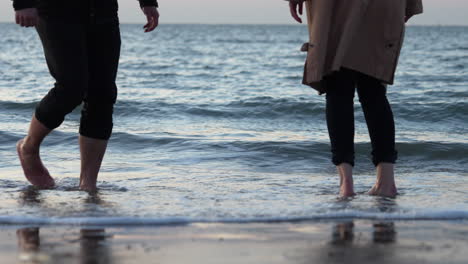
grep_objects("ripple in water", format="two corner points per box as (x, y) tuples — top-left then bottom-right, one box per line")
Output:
(0, 24), (467, 223)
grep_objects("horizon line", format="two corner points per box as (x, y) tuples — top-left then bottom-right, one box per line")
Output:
(0, 21), (467, 27)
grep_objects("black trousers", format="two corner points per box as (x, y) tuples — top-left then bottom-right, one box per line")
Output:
(35, 16), (121, 140)
(323, 68), (398, 167)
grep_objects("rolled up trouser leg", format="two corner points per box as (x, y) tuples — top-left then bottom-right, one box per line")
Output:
(35, 17), (88, 129)
(79, 19), (121, 140)
(79, 101), (114, 140)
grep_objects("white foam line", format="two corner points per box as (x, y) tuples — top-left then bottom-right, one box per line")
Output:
(1, 210), (468, 226)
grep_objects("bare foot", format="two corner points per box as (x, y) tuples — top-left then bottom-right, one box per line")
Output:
(340, 181), (356, 197)
(368, 183), (397, 198)
(368, 163), (397, 198)
(79, 180), (98, 193)
(338, 163), (356, 197)
(17, 138), (55, 188)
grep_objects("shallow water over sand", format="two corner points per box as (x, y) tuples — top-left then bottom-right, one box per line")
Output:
(0, 24), (467, 224)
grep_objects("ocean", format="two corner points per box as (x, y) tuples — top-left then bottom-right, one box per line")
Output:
(0, 24), (467, 226)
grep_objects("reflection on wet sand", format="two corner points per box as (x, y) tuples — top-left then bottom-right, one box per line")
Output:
(9, 219), (467, 264)
(80, 229), (112, 264)
(321, 220), (398, 263)
(17, 227), (112, 264)
(16, 190), (114, 263)
(322, 197), (399, 263)
(332, 221), (397, 245)
(17, 228), (40, 253)
(373, 222), (396, 244)
(331, 222), (354, 245)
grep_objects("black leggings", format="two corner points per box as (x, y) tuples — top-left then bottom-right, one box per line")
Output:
(324, 68), (397, 167)
(35, 16), (121, 140)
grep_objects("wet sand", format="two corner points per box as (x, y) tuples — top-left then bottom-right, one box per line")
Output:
(1, 220), (467, 264)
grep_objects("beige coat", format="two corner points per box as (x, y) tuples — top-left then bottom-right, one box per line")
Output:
(302, 0), (423, 94)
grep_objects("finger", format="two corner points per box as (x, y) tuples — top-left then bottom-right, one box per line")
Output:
(146, 19), (154, 32)
(145, 21), (152, 32)
(19, 16), (26, 27)
(148, 13), (159, 32)
(26, 16), (34, 27)
(15, 13), (20, 25)
(144, 13), (152, 32)
(148, 22), (157, 32)
(31, 14), (39, 27)
(144, 18), (152, 32)
(289, 4), (302, 23)
(299, 2), (303, 15)
(24, 16), (31, 27)
(142, 10), (148, 27)
(148, 22), (155, 32)
(146, 10), (158, 32)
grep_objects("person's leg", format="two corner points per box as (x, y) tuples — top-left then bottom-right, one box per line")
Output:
(79, 18), (121, 191)
(17, 115), (54, 188)
(79, 136), (109, 191)
(324, 69), (357, 196)
(18, 18), (88, 188)
(355, 72), (398, 197)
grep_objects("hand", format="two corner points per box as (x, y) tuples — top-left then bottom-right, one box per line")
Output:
(289, 0), (305, 24)
(142, 6), (159, 33)
(15, 8), (39, 28)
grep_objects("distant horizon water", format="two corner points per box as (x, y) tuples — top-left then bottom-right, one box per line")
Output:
(1, 21), (468, 26)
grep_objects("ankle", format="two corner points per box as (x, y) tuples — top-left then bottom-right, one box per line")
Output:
(376, 163), (395, 181)
(376, 162), (394, 170)
(373, 180), (395, 189)
(337, 163), (353, 179)
(21, 137), (40, 154)
(79, 184), (98, 192)
(80, 180), (96, 189)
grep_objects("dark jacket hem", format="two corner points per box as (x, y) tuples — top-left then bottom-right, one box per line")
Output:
(12, 0), (37, 10)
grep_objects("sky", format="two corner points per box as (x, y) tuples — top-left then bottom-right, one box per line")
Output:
(0, 0), (467, 25)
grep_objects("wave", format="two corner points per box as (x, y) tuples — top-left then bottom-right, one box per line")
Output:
(114, 98), (468, 121)
(0, 130), (79, 148)
(397, 141), (468, 161)
(0, 100), (37, 111)
(0, 131), (19, 145)
(2, 129), (467, 162)
(1, 210), (467, 226)
(111, 132), (188, 148)
(420, 90), (468, 98)
(393, 101), (468, 121)
(114, 97), (325, 119)
(0, 97), (325, 120)
(109, 136), (468, 159)
(2, 95), (467, 123)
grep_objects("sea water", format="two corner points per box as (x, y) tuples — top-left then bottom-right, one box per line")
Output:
(0, 24), (467, 225)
